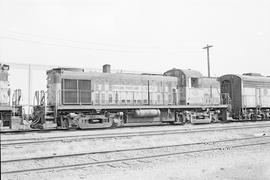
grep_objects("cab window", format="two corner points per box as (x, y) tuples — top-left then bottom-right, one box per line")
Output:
(191, 78), (199, 88)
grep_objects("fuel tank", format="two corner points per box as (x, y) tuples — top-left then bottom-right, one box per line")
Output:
(134, 109), (161, 117)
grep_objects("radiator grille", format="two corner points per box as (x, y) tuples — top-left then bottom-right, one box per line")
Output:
(79, 80), (91, 104)
(62, 79), (91, 104)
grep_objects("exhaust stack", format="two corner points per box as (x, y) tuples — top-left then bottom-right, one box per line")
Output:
(103, 64), (111, 73)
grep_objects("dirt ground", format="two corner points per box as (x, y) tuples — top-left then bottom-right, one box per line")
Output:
(1, 122), (270, 180)
(52, 145), (270, 180)
(3, 144), (269, 180)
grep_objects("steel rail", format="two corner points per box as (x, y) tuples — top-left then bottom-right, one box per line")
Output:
(2, 136), (270, 175)
(3, 123), (270, 142)
(2, 136), (269, 163)
(0, 123), (174, 134)
(1, 121), (269, 135)
(1, 124), (270, 146)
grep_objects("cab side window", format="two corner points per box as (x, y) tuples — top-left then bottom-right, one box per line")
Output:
(191, 78), (199, 88)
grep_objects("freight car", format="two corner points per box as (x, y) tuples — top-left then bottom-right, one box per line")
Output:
(220, 73), (270, 120)
(31, 65), (227, 129)
(0, 64), (12, 127)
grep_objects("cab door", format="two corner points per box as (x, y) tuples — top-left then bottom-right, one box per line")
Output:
(221, 80), (232, 105)
(172, 88), (177, 105)
(255, 88), (261, 107)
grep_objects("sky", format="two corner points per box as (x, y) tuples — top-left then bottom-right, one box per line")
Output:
(0, 0), (270, 106)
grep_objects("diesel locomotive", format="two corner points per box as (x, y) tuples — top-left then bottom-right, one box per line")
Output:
(1, 64), (269, 130)
(0, 64), (12, 127)
(32, 64), (227, 129)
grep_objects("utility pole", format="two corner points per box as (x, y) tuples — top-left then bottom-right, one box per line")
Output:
(203, 44), (213, 77)
(28, 64), (32, 117)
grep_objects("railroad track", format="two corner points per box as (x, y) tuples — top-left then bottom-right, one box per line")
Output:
(0, 123), (174, 134)
(2, 135), (270, 175)
(1, 123), (270, 146)
(1, 120), (269, 134)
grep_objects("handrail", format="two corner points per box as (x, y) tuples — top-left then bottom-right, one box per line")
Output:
(59, 89), (175, 106)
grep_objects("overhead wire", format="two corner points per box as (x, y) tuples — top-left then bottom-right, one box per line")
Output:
(0, 29), (202, 54)
(0, 36), (160, 53)
(0, 29), (161, 49)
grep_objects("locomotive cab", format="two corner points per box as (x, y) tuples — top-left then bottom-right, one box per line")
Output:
(164, 68), (223, 123)
(164, 68), (220, 106)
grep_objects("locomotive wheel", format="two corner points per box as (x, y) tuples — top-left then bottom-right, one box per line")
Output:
(111, 117), (124, 128)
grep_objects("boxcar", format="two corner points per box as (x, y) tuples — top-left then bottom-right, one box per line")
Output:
(220, 74), (270, 120)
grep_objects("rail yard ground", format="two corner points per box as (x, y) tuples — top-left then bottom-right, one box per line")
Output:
(1, 121), (270, 180)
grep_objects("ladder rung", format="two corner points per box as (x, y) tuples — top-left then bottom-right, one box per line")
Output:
(45, 116), (55, 120)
